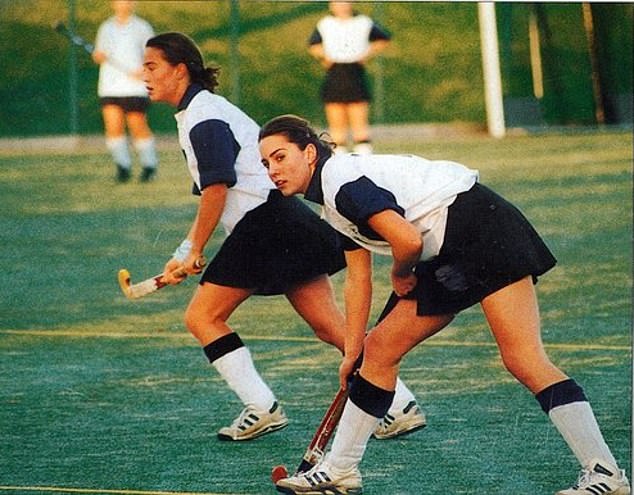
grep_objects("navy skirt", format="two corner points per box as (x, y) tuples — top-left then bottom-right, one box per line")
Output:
(321, 63), (371, 103)
(201, 190), (346, 295)
(379, 183), (557, 319)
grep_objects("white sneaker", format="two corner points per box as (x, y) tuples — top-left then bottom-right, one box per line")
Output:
(217, 401), (288, 441)
(275, 460), (362, 495)
(352, 142), (373, 155)
(557, 459), (630, 495)
(373, 400), (427, 439)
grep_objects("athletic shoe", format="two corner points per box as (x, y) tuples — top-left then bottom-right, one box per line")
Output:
(352, 142), (373, 155)
(139, 167), (156, 182)
(116, 164), (131, 183)
(217, 401), (288, 441)
(275, 459), (362, 495)
(373, 400), (427, 439)
(557, 459), (630, 495)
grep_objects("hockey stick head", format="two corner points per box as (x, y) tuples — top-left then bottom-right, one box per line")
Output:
(53, 20), (94, 54)
(53, 20), (65, 33)
(117, 268), (133, 299)
(271, 465), (289, 484)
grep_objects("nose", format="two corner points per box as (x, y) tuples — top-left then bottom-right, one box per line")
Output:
(267, 162), (279, 177)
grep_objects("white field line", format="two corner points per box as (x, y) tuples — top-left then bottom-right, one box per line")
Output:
(0, 329), (630, 352)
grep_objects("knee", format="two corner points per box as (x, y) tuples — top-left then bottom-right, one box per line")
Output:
(364, 332), (401, 368)
(183, 303), (223, 337)
(312, 323), (339, 347)
(500, 350), (564, 392)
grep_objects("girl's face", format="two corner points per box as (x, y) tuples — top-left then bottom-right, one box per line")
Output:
(142, 47), (186, 106)
(329, 2), (353, 18)
(259, 134), (316, 196)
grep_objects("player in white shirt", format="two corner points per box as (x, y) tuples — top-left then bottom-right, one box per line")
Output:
(93, 1), (158, 182)
(308, 1), (390, 154)
(142, 32), (425, 443)
(259, 114), (629, 495)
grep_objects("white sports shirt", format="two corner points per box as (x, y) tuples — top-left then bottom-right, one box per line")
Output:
(304, 153), (479, 260)
(175, 84), (274, 235)
(311, 14), (390, 63)
(94, 15), (154, 97)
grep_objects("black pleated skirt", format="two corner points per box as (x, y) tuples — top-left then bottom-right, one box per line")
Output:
(201, 190), (345, 295)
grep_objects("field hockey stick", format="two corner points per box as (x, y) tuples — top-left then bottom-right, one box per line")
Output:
(53, 21), (131, 75)
(118, 256), (206, 300)
(271, 385), (349, 484)
(53, 20), (94, 55)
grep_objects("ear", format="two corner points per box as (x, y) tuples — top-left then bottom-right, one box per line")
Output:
(304, 143), (318, 167)
(175, 62), (189, 82)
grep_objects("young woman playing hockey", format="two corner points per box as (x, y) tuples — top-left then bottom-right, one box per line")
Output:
(140, 33), (425, 444)
(258, 114), (629, 495)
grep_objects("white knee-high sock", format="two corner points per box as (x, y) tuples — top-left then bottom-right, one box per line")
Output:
(212, 346), (276, 411)
(326, 400), (379, 471)
(106, 136), (131, 168)
(133, 137), (158, 169)
(388, 377), (416, 414)
(549, 401), (618, 469)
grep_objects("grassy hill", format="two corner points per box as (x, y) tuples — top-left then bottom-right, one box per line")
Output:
(1, 1), (631, 137)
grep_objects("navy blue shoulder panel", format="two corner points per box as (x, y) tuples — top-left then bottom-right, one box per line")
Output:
(189, 119), (240, 190)
(334, 176), (404, 240)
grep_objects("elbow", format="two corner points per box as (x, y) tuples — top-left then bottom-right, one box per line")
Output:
(397, 235), (423, 263)
(407, 235), (423, 259)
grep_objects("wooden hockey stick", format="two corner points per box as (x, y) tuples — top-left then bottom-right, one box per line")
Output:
(118, 257), (206, 300)
(53, 21), (131, 74)
(271, 386), (349, 483)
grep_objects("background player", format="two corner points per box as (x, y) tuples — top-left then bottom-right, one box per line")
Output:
(141, 32), (425, 442)
(93, 0), (158, 182)
(259, 114), (630, 495)
(308, 1), (390, 154)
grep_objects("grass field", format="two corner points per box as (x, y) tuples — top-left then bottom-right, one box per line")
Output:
(0, 129), (631, 495)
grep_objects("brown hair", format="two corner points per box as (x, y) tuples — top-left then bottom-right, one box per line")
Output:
(146, 32), (220, 93)
(259, 114), (334, 158)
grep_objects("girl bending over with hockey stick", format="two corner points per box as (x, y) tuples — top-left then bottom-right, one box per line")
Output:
(259, 114), (629, 495)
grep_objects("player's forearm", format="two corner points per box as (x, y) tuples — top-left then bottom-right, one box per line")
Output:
(363, 40), (390, 62)
(343, 249), (373, 360)
(188, 184), (227, 255)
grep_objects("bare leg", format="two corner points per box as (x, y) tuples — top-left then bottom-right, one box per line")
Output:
(285, 275), (345, 350)
(324, 102), (349, 151)
(481, 276), (567, 392)
(347, 101), (371, 145)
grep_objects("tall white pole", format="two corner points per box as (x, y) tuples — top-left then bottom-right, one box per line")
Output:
(478, 2), (506, 138)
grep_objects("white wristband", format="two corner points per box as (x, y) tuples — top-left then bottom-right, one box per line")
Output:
(173, 239), (192, 262)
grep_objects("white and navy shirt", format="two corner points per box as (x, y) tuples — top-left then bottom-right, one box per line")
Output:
(94, 14), (154, 97)
(175, 84), (274, 235)
(304, 153), (478, 260)
(308, 14), (391, 64)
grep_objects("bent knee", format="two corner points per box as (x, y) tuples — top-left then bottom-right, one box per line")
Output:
(364, 332), (402, 368)
(501, 353), (565, 392)
(184, 304), (225, 335)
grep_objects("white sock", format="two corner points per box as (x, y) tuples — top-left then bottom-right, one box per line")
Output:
(106, 136), (131, 168)
(211, 346), (276, 411)
(549, 401), (618, 470)
(326, 400), (379, 471)
(352, 142), (373, 155)
(387, 377), (416, 416)
(133, 137), (158, 169)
